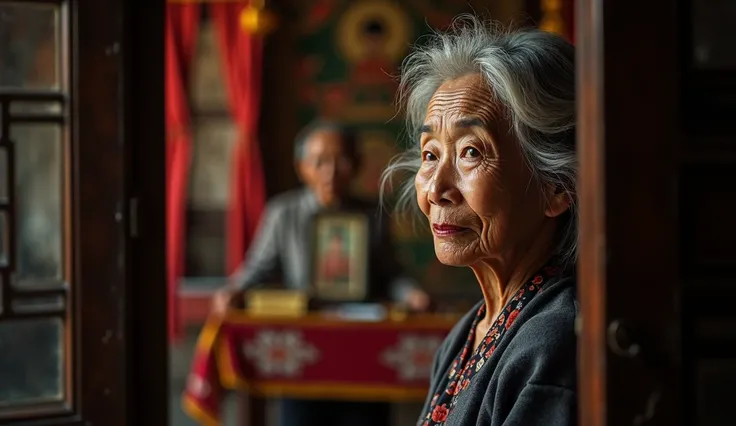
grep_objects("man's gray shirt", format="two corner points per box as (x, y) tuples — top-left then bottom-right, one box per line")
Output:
(231, 188), (416, 301)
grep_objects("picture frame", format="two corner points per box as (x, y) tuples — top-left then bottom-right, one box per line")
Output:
(310, 212), (369, 302)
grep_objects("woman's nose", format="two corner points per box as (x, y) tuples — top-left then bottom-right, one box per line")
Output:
(427, 165), (462, 206)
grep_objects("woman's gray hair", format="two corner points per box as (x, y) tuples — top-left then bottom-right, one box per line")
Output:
(382, 15), (578, 263)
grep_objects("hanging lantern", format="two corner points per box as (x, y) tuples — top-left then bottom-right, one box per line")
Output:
(240, 0), (278, 35)
(539, 0), (566, 36)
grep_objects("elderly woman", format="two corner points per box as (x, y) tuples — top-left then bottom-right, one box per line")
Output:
(386, 16), (577, 426)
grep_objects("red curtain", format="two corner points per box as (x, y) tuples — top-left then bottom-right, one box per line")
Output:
(166, 4), (200, 340)
(211, 2), (267, 275)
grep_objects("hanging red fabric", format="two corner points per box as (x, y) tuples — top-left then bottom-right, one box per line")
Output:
(166, 3), (200, 341)
(210, 2), (267, 276)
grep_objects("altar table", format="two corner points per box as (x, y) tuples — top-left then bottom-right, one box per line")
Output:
(182, 311), (458, 426)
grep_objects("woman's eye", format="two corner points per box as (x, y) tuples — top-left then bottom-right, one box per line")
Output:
(461, 147), (480, 158)
(422, 151), (437, 161)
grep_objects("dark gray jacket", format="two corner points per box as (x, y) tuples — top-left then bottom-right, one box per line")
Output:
(420, 275), (578, 426)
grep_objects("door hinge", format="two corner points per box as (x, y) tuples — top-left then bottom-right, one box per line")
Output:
(129, 197), (139, 238)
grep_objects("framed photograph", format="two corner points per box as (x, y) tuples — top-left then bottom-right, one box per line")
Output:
(310, 212), (369, 302)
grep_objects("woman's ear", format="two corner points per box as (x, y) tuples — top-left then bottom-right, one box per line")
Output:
(545, 184), (572, 218)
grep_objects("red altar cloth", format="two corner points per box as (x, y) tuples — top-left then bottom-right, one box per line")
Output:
(182, 312), (457, 426)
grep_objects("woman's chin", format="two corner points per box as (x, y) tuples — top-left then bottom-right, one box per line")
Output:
(434, 247), (476, 267)
(433, 237), (479, 266)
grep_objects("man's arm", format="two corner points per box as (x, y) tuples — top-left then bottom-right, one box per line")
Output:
(229, 201), (284, 290)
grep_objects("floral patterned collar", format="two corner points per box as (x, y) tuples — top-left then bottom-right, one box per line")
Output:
(420, 261), (564, 425)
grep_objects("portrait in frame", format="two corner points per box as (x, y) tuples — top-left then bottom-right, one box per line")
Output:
(310, 212), (369, 302)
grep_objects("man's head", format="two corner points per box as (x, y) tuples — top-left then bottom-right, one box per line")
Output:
(294, 121), (360, 207)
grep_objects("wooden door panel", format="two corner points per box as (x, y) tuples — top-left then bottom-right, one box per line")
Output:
(577, 0), (682, 425)
(0, 0), (166, 425)
(681, 1), (736, 424)
(579, 0), (736, 425)
(75, 0), (128, 423)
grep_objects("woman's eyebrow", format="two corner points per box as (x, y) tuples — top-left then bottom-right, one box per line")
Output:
(456, 117), (485, 129)
(420, 117), (485, 134)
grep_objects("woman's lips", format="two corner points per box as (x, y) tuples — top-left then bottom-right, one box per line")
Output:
(432, 223), (470, 236)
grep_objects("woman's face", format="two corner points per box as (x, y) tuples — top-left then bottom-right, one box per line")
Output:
(415, 74), (562, 267)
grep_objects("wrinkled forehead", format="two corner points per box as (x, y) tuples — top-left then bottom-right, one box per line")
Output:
(424, 73), (499, 128)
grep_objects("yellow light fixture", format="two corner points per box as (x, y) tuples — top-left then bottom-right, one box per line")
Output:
(539, 0), (566, 36)
(240, 0), (278, 35)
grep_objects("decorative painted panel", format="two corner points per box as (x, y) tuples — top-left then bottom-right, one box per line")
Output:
(294, 0), (480, 298)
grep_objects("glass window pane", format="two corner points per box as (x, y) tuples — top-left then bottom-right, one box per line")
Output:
(13, 124), (63, 287)
(0, 3), (60, 90)
(0, 318), (64, 407)
(693, 0), (736, 69)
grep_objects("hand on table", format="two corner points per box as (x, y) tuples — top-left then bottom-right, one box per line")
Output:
(404, 288), (431, 312)
(211, 287), (242, 315)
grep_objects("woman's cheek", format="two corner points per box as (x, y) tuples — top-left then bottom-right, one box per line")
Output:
(415, 172), (431, 215)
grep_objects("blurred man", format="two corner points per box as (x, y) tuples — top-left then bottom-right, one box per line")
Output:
(212, 120), (429, 426)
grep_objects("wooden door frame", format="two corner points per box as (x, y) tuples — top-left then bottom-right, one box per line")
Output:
(69, 0), (166, 425)
(123, 1), (167, 425)
(576, 0), (682, 425)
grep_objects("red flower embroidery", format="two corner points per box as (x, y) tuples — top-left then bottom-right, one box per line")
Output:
(432, 404), (450, 422)
(445, 381), (457, 395)
(422, 422), (429, 426)
(507, 310), (520, 329)
(497, 313), (505, 324)
(532, 275), (544, 285)
(431, 393), (439, 405)
(461, 378), (471, 390)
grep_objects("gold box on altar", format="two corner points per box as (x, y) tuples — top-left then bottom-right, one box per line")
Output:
(246, 289), (308, 317)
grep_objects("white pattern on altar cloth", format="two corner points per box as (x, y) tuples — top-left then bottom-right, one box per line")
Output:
(380, 334), (443, 381)
(243, 330), (319, 377)
(187, 374), (212, 398)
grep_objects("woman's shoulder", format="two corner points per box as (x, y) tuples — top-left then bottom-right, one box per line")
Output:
(513, 275), (577, 348)
(498, 275), (578, 388)
(533, 272), (577, 312)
